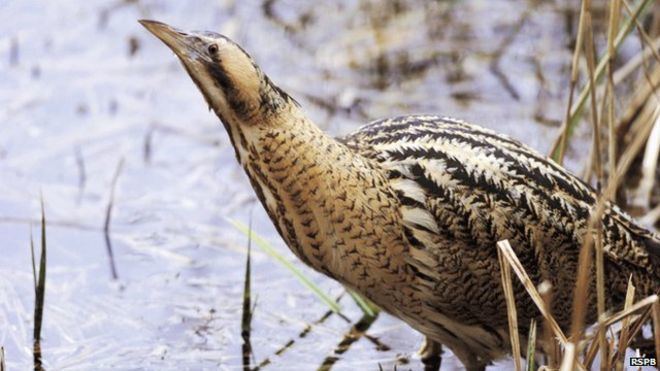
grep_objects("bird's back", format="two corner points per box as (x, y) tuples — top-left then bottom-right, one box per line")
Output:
(340, 115), (660, 336)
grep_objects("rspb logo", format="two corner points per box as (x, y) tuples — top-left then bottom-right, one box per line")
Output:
(629, 356), (656, 367)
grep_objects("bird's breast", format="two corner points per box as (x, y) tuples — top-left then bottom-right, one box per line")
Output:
(242, 120), (413, 308)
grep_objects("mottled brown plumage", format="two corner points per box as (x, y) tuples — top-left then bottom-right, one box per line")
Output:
(141, 20), (660, 370)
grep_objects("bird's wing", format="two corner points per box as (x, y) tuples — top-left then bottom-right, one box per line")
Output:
(339, 115), (659, 300)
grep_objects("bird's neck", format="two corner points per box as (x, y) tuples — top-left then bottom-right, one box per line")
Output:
(220, 105), (410, 293)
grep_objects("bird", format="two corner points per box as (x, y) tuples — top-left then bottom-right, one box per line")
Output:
(139, 20), (660, 370)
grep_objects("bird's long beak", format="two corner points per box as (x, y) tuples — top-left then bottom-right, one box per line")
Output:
(139, 20), (197, 58)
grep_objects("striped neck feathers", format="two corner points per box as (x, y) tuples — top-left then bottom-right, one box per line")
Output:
(224, 112), (408, 285)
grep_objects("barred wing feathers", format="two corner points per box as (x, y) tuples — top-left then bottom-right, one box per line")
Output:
(340, 115), (659, 329)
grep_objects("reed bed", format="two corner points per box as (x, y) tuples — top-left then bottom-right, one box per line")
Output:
(499, 0), (659, 369)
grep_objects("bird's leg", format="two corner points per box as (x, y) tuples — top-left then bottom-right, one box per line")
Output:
(443, 343), (489, 371)
(419, 336), (443, 371)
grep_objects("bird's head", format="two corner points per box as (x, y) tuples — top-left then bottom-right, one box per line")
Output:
(139, 20), (295, 126)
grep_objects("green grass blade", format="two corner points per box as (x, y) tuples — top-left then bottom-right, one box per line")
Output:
(347, 290), (379, 318)
(526, 318), (537, 371)
(227, 218), (342, 314)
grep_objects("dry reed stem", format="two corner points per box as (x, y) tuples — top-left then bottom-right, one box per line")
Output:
(594, 302), (647, 369)
(539, 281), (559, 368)
(633, 91), (660, 208)
(615, 277), (636, 370)
(622, 0), (660, 80)
(616, 66), (660, 136)
(554, 0), (588, 163)
(601, 295), (658, 329)
(606, 0), (621, 185)
(614, 36), (660, 84)
(497, 241), (589, 370)
(497, 241), (567, 344)
(595, 230), (608, 371)
(619, 305), (653, 356)
(583, 12), (603, 188)
(497, 242), (522, 371)
(588, 12), (608, 356)
(568, 105), (658, 368)
(559, 343), (577, 371)
(563, 104), (655, 367)
(584, 303), (652, 369)
(550, 0), (653, 160)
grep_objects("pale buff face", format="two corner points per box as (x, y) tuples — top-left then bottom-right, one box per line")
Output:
(140, 20), (263, 122)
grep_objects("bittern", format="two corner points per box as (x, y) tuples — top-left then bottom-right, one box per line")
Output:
(140, 20), (660, 370)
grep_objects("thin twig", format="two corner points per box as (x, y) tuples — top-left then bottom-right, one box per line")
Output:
(103, 158), (124, 280)
(75, 146), (86, 197)
(489, 6), (531, 100)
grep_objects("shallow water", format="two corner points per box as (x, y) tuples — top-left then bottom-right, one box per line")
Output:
(0, 0), (651, 370)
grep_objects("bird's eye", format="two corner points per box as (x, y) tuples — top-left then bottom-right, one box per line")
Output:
(208, 44), (218, 54)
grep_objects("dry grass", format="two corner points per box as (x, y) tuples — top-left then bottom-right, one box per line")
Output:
(498, 243), (523, 371)
(550, 0), (656, 163)
(498, 2), (659, 368)
(499, 239), (658, 370)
